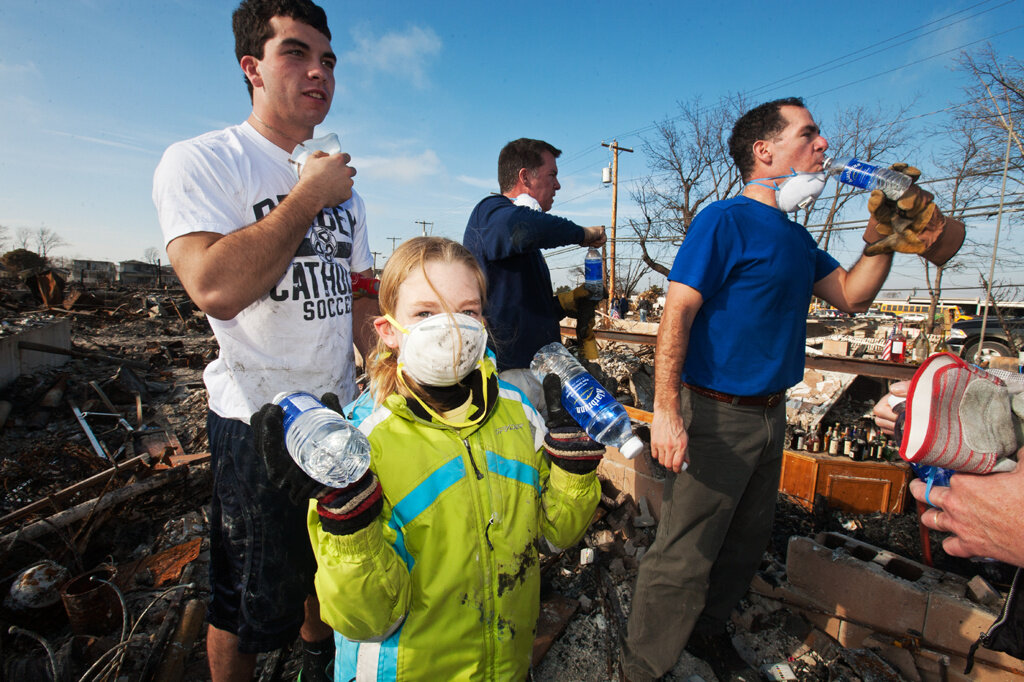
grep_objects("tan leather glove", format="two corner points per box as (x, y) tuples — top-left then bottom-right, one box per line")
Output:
(555, 286), (601, 360)
(556, 285), (591, 315)
(862, 163), (965, 266)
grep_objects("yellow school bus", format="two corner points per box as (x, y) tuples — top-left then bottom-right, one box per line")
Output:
(876, 301), (971, 322)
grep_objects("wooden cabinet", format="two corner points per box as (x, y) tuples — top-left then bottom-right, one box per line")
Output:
(779, 449), (911, 514)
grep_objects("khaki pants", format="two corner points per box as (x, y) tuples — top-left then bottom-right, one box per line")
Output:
(622, 386), (785, 680)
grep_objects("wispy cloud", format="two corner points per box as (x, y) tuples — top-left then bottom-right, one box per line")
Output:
(456, 174), (495, 190)
(0, 60), (38, 77)
(358, 149), (442, 183)
(41, 129), (156, 154)
(341, 25), (442, 88)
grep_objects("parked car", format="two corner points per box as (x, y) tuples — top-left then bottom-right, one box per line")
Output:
(947, 316), (1024, 363)
(899, 312), (928, 323)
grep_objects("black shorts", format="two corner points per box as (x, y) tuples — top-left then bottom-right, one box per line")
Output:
(206, 410), (317, 653)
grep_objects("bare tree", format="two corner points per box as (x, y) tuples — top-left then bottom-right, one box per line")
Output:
(33, 228), (68, 259)
(947, 46), (1024, 325)
(954, 46), (1024, 183)
(144, 247), (161, 265)
(613, 251), (649, 299)
(627, 94), (748, 275)
(919, 117), (989, 334)
(15, 228), (32, 250)
(0, 224), (8, 254)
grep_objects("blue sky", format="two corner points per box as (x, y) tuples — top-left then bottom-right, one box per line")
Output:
(1, 0), (1022, 298)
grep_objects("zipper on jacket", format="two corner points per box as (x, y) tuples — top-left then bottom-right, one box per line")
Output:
(483, 512), (497, 552)
(464, 438), (484, 480)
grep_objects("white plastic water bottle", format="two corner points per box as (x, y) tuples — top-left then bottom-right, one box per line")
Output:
(530, 342), (645, 459)
(825, 156), (912, 200)
(584, 248), (604, 300)
(272, 392), (371, 488)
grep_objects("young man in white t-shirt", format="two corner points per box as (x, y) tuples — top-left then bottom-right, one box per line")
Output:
(152, 2), (376, 679)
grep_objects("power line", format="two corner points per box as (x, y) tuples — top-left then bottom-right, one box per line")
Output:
(556, 2), (1023, 182)
(745, 0), (1015, 100)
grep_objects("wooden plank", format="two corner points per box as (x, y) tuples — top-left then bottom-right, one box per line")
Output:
(531, 593), (579, 667)
(623, 404), (653, 423)
(0, 453), (153, 529)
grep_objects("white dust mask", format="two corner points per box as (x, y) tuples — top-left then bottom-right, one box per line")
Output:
(386, 312), (488, 387)
(746, 168), (827, 213)
(290, 133), (341, 179)
(513, 193), (542, 211)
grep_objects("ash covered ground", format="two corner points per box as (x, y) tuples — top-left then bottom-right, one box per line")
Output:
(0, 282), (1014, 681)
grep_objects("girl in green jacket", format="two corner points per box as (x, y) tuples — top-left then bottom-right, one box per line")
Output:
(260, 237), (603, 681)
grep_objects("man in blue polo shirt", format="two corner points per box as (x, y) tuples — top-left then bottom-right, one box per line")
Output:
(622, 98), (896, 682)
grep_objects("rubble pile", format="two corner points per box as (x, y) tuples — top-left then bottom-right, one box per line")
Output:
(0, 281), (217, 681)
(0, 279), (1019, 681)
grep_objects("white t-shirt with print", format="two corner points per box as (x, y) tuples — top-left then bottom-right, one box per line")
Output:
(153, 122), (372, 422)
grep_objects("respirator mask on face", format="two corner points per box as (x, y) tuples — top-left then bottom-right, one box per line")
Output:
(746, 168), (827, 213)
(385, 312), (489, 427)
(386, 313), (488, 387)
(289, 133), (342, 179)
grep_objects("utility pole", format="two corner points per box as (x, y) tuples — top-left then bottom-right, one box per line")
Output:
(371, 250), (382, 272)
(414, 220), (433, 236)
(387, 236), (402, 253)
(601, 140), (633, 301)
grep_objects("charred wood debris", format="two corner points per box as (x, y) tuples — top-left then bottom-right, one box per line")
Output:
(0, 273), (1015, 681)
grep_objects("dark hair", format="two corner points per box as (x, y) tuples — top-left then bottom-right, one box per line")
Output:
(497, 138), (561, 193)
(728, 97), (805, 181)
(232, 0), (331, 99)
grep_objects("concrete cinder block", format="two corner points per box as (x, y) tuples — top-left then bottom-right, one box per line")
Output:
(863, 634), (922, 682)
(914, 647), (1020, 682)
(787, 536), (930, 637)
(597, 454), (664, 521)
(836, 620), (873, 649)
(923, 590), (1024, 673)
(967, 575), (1002, 607)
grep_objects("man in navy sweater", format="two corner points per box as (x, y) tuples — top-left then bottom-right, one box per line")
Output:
(463, 138), (606, 410)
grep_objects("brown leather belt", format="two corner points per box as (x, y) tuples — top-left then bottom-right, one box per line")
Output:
(684, 382), (785, 409)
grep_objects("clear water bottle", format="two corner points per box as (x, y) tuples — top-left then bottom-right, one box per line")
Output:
(825, 156), (912, 200)
(272, 392), (371, 488)
(584, 247), (604, 300)
(530, 342), (645, 459)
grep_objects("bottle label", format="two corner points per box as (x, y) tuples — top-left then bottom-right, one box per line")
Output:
(838, 159), (879, 190)
(584, 259), (603, 283)
(274, 392), (323, 432)
(892, 341), (904, 354)
(562, 373), (617, 421)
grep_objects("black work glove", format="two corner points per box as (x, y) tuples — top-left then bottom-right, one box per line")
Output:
(252, 402), (332, 506)
(252, 395), (384, 535)
(542, 374), (605, 474)
(251, 392), (350, 506)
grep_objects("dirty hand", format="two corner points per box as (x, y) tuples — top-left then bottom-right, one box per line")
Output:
(872, 381), (909, 437)
(862, 164), (964, 266)
(581, 226), (607, 248)
(542, 374), (605, 474)
(650, 406), (688, 473)
(250, 392), (347, 505)
(910, 457), (1024, 567)
(296, 150), (357, 209)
